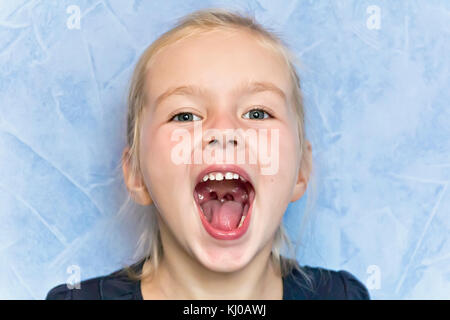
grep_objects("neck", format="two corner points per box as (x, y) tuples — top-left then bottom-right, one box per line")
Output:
(141, 223), (283, 300)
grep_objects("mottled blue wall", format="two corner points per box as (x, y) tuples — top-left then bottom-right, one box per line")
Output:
(0, 0), (449, 299)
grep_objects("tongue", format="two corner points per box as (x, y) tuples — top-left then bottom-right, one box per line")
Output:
(201, 200), (243, 231)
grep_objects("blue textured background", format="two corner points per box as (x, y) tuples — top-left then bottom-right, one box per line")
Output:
(0, 0), (449, 299)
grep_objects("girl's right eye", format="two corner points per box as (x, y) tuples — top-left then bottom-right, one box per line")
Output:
(171, 112), (202, 122)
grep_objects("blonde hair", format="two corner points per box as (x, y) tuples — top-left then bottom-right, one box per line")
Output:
(116, 7), (317, 287)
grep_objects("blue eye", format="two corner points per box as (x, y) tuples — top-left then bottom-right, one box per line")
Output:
(243, 108), (271, 120)
(171, 112), (201, 122)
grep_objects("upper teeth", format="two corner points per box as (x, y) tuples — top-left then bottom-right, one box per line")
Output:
(202, 172), (245, 182)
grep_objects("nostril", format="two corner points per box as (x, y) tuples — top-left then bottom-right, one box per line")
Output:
(226, 136), (238, 146)
(207, 138), (237, 147)
(208, 139), (219, 146)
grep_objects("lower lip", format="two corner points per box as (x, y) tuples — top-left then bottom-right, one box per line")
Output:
(195, 199), (253, 241)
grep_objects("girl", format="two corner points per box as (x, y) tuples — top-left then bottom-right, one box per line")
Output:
(46, 8), (369, 300)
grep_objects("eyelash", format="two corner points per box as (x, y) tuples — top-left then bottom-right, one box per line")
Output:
(170, 112), (202, 122)
(243, 106), (274, 120)
(169, 106), (274, 122)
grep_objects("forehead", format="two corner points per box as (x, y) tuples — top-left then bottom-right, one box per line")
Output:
(145, 29), (292, 105)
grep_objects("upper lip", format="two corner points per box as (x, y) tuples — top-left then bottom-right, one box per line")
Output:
(194, 164), (254, 187)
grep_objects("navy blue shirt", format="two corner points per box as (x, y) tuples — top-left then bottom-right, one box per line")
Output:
(46, 259), (370, 300)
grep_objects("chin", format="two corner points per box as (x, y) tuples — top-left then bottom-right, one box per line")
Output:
(193, 243), (257, 273)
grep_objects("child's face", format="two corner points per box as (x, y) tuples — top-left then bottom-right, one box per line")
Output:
(131, 29), (310, 271)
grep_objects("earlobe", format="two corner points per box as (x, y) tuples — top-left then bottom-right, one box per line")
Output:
(290, 141), (312, 203)
(122, 147), (153, 206)
(291, 170), (307, 202)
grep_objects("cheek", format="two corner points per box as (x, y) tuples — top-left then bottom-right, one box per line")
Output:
(279, 128), (300, 169)
(258, 126), (299, 217)
(141, 125), (185, 172)
(140, 126), (187, 204)
(267, 124), (300, 179)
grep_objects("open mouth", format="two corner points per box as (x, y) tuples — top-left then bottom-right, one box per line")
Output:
(193, 168), (255, 240)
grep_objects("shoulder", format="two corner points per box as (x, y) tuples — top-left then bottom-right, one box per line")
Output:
(284, 265), (370, 300)
(45, 276), (103, 300)
(45, 265), (141, 300)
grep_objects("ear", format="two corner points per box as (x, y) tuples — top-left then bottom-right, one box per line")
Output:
(122, 146), (153, 206)
(291, 140), (312, 202)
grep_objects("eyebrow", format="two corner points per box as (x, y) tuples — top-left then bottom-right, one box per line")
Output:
(153, 80), (287, 109)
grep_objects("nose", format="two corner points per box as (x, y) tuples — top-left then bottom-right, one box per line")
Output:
(203, 109), (242, 150)
(203, 127), (243, 164)
(208, 137), (238, 147)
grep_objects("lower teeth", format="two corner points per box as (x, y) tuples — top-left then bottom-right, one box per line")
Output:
(237, 215), (246, 228)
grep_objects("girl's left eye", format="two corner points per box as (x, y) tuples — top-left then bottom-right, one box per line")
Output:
(242, 108), (272, 120)
(171, 112), (202, 122)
